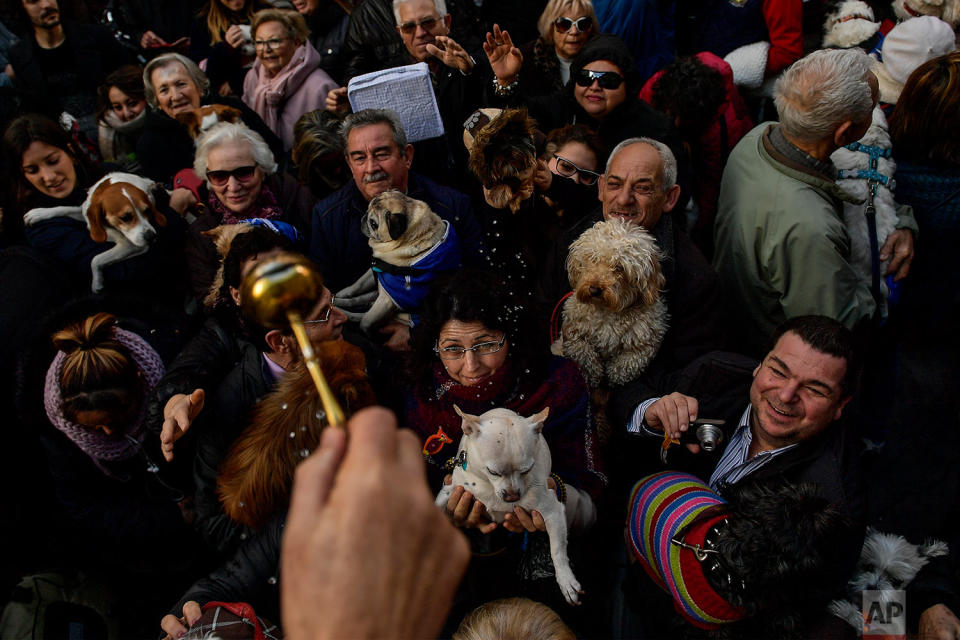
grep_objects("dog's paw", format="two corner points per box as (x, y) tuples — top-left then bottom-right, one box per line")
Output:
(555, 568), (582, 606)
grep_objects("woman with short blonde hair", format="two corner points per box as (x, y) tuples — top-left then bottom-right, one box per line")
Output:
(516, 0), (599, 96)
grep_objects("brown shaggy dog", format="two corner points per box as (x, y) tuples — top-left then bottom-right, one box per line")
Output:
(216, 340), (376, 529)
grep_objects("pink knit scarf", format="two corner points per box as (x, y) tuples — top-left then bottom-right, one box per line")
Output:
(247, 42), (322, 133)
(43, 327), (165, 472)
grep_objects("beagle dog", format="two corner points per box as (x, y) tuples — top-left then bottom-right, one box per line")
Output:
(175, 104), (244, 140)
(24, 172), (167, 292)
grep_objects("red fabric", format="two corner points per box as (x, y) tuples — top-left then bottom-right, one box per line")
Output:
(675, 513), (746, 629)
(640, 52), (754, 246)
(762, 0), (803, 75)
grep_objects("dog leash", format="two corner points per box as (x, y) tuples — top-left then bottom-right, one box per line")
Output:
(549, 292), (573, 345)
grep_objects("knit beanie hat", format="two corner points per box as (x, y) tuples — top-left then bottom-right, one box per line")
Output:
(570, 34), (638, 92)
(882, 16), (956, 84)
(628, 471), (745, 629)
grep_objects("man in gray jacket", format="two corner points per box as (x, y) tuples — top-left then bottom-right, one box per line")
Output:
(713, 48), (916, 356)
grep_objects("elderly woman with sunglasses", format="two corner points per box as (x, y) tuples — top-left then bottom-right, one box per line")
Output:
(402, 268), (604, 562)
(516, 0), (600, 97)
(184, 121), (314, 302)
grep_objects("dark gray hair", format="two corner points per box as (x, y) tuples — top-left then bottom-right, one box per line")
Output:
(340, 109), (408, 151)
(143, 53), (210, 109)
(605, 137), (677, 191)
(774, 48), (875, 142)
(392, 0), (447, 24)
(194, 122), (278, 181)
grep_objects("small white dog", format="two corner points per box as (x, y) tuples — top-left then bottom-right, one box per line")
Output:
(336, 190), (460, 333)
(831, 105), (899, 315)
(23, 172), (166, 292)
(435, 406), (582, 606)
(558, 219), (669, 387)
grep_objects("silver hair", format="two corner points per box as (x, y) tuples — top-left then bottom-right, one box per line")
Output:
(393, 0), (447, 24)
(143, 53), (210, 109)
(340, 109), (408, 150)
(774, 48), (876, 141)
(605, 137), (677, 191)
(194, 122), (278, 181)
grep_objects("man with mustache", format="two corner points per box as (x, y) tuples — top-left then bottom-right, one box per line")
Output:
(309, 108), (484, 349)
(10, 0), (129, 142)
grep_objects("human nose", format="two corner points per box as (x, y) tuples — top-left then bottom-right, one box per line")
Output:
(39, 165), (60, 185)
(615, 184), (635, 206)
(776, 380), (800, 404)
(225, 175), (244, 191)
(331, 306), (347, 326)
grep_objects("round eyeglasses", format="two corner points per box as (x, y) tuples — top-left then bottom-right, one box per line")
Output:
(434, 334), (506, 360)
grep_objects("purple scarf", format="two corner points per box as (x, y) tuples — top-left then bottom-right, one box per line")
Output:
(43, 327), (165, 473)
(208, 182), (283, 225)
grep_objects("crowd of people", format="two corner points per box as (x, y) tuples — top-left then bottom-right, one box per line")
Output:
(0, 0), (958, 638)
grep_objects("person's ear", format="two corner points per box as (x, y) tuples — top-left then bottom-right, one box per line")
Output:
(834, 120), (854, 147)
(229, 285), (241, 306)
(597, 174), (606, 203)
(753, 363), (761, 378)
(661, 184), (681, 213)
(834, 395), (852, 421)
(402, 143), (414, 168)
(264, 329), (289, 354)
(443, 14), (452, 31)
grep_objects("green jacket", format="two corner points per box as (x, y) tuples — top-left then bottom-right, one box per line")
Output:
(714, 124), (876, 354)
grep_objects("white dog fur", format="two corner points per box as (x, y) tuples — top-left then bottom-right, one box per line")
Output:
(435, 406), (582, 605)
(822, 1), (880, 48)
(23, 172), (165, 292)
(558, 219), (669, 387)
(831, 105), (899, 315)
(335, 190), (456, 333)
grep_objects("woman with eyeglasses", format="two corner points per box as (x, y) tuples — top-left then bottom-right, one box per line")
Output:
(402, 268), (605, 613)
(242, 9), (338, 152)
(189, 0), (273, 97)
(184, 122), (314, 302)
(515, 0), (599, 97)
(138, 53), (283, 185)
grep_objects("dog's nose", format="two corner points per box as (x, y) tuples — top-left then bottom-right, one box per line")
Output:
(144, 229), (157, 242)
(502, 491), (521, 503)
(589, 285), (603, 298)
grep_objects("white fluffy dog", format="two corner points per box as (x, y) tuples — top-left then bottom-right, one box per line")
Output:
(558, 219), (669, 387)
(831, 105), (899, 315)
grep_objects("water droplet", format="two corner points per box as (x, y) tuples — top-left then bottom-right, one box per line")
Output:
(300, 448), (310, 458)
(281, 403), (288, 410)
(267, 576), (277, 585)
(289, 432), (296, 438)
(315, 410), (326, 420)
(238, 501), (245, 507)
(301, 425), (308, 432)
(240, 532), (248, 540)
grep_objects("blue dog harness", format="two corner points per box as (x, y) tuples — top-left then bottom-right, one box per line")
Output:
(373, 220), (461, 313)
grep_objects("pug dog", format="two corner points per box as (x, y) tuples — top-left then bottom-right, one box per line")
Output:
(435, 406), (583, 606)
(336, 190), (461, 333)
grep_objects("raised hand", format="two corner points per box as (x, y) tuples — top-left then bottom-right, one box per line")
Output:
(483, 24), (522, 85)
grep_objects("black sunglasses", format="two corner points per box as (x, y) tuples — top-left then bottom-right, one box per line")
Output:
(554, 17), (592, 33)
(575, 69), (624, 90)
(206, 165), (258, 187)
(399, 16), (439, 34)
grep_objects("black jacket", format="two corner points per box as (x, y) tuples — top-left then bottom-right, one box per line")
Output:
(193, 341), (274, 556)
(172, 512), (284, 627)
(341, 0), (407, 82)
(8, 20), (128, 109)
(116, 0), (202, 48)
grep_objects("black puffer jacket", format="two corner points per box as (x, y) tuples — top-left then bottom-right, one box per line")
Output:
(171, 512), (284, 628)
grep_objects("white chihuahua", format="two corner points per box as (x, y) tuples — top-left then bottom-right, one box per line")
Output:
(435, 405), (582, 605)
